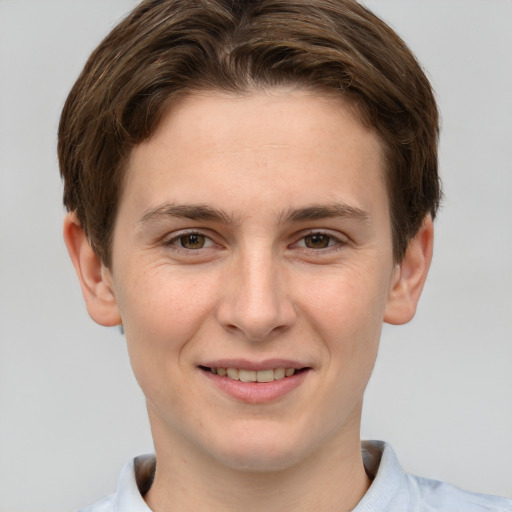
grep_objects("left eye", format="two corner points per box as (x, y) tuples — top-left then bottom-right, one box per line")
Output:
(170, 233), (213, 250)
(297, 233), (339, 249)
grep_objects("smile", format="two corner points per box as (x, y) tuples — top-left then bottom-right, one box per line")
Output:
(198, 363), (310, 403)
(202, 366), (299, 382)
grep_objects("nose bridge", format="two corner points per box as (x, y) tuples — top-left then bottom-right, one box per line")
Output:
(216, 240), (296, 341)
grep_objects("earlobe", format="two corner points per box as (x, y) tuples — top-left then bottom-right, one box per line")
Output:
(384, 216), (434, 325)
(63, 213), (122, 327)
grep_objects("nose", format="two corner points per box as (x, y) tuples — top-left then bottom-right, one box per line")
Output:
(215, 246), (297, 342)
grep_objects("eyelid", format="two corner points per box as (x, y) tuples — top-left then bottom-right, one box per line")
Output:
(164, 229), (220, 250)
(160, 227), (348, 252)
(290, 229), (349, 250)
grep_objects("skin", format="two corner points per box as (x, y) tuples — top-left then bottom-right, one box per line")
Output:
(64, 89), (433, 512)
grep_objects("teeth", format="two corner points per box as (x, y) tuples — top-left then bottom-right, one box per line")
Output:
(210, 366), (298, 382)
(274, 368), (286, 380)
(256, 369), (274, 383)
(239, 369), (257, 382)
(227, 368), (239, 380)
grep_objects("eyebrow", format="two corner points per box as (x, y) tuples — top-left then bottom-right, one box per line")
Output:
(281, 203), (371, 224)
(138, 201), (370, 226)
(138, 203), (234, 225)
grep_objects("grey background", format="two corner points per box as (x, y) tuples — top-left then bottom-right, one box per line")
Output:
(0, 1), (511, 511)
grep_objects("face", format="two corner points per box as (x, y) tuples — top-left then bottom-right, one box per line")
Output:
(104, 90), (401, 471)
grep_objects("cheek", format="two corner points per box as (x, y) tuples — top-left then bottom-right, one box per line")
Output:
(298, 261), (390, 334)
(114, 264), (220, 369)
(117, 270), (220, 422)
(296, 261), (389, 383)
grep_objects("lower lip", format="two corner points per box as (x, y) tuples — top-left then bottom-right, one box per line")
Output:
(200, 369), (310, 404)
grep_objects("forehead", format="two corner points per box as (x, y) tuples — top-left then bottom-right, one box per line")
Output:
(119, 89), (388, 225)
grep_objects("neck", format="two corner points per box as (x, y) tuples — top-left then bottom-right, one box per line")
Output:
(144, 409), (371, 512)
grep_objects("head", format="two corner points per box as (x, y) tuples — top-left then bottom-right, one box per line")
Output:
(58, 0), (440, 269)
(59, 0), (439, 477)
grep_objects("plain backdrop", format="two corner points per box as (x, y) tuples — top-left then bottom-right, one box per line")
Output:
(0, 1), (511, 511)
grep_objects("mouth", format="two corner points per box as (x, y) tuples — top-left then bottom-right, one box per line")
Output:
(198, 366), (308, 383)
(198, 362), (311, 403)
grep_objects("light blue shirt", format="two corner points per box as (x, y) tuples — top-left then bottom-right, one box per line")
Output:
(79, 441), (512, 511)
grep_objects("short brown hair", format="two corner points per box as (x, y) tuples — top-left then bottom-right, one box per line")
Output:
(58, 0), (440, 267)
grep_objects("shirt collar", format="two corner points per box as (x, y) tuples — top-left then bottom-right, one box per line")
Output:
(353, 440), (406, 511)
(113, 455), (154, 512)
(111, 441), (403, 512)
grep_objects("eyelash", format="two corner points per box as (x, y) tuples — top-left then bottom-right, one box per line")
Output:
(163, 229), (348, 254)
(165, 230), (217, 252)
(292, 231), (347, 251)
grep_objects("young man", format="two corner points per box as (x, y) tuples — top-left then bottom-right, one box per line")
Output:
(59, 1), (511, 510)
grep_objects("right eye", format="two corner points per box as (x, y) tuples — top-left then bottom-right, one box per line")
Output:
(174, 233), (207, 249)
(302, 233), (335, 249)
(167, 232), (215, 250)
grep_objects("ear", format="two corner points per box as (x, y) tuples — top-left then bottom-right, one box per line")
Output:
(384, 216), (434, 325)
(63, 212), (122, 327)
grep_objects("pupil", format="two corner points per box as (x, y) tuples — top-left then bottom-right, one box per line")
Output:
(181, 234), (205, 249)
(306, 234), (330, 248)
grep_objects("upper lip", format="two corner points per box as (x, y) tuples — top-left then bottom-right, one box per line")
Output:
(199, 358), (310, 371)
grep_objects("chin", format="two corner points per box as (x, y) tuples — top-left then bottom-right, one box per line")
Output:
(214, 447), (302, 473)
(205, 425), (312, 473)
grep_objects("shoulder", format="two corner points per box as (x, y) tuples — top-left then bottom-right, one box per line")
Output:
(77, 455), (154, 512)
(404, 473), (512, 512)
(357, 441), (512, 512)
